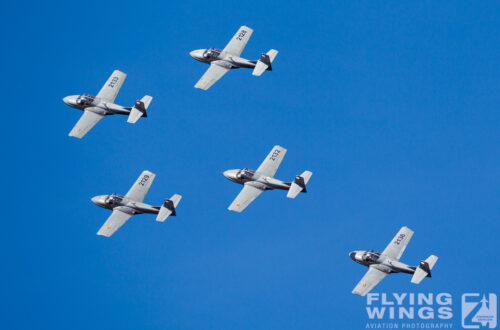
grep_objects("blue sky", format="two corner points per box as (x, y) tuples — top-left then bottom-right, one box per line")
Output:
(2, 1), (499, 329)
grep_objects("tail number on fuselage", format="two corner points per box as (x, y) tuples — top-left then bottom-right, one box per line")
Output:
(394, 234), (406, 245)
(236, 30), (247, 41)
(138, 175), (150, 186)
(108, 76), (119, 88)
(270, 149), (281, 161)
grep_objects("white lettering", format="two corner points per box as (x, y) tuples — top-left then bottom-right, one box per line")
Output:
(382, 293), (395, 305)
(367, 307), (386, 319)
(437, 306), (453, 319)
(436, 293), (452, 305)
(393, 293), (407, 305)
(398, 307), (414, 319)
(418, 293), (433, 305)
(417, 307), (434, 319)
(389, 307), (395, 319)
(367, 293), (380, 305)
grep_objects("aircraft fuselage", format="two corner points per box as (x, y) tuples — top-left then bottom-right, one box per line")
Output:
(349, 250), (416, 275)
(223, 168), (290, 191)
(91, 194), (159, 215)
(190, 48), (257, 70)
(63, 94), (131, 116)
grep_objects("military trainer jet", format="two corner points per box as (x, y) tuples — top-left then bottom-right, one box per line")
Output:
(223, 145), (312, 212)
(91, 170), (181, 237)
(63, 70), (152, 138)
(350, 226), (438, 296)
(190, 25), (278, 90)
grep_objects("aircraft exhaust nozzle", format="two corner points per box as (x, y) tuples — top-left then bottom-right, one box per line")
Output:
(253, 49), (279, 76)
(128, 95), (153, 124)
(156, 194), (182, 222)
(411, 255), (438, 284)
(287, 171), (313, 199)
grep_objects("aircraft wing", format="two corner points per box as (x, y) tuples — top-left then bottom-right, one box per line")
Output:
(96, 70), (127, 103)
(228, 183), (264, 213)
(256, 145), (287, 178)
(352, 266), (388, 296)
(125, 170), (156, 203)
(381, 226), (414, 261)
(97, 208), (133, 237)
(68, 109), (104, 138)
(194, 63), (230, 90)
(222, 25), (254, 57)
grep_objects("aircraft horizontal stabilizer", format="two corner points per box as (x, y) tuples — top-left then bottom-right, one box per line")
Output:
(253, 49), (279, 76)
(411, 255), (438, 284)
(128, 95), (153, 123)
(287, 171), (313, 199)
(156, 194), (182, 222)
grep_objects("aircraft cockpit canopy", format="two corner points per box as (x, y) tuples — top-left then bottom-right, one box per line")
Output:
(105, 194), (123, 205)
(76, 94), (95, 106)
(203, 48), (221, 59)
(236, 168), (255, 180)
(362, 250), (380, 262)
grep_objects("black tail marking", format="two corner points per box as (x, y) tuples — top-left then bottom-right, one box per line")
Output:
(163, 199), (176, 216)
(260, 53), (272, 71)
(419, 261), (432, 278)
(135, 100), (147, 118)
(294, 175), (307, 193)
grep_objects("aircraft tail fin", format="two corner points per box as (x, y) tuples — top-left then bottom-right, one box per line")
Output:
(287, 171), (313, 199)
(411, 255), (438, 284)
(156, 194), (182, 222)
(128, 95), (153, 123)
(252, 49), (279, 76)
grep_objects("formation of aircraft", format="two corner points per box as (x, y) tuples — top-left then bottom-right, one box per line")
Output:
(190, 25), (278, 90)
(63, 70), (152, 138)
(61, 25), (439, 295)
(91, 170), (182, 237)
(350, 226), (438, 296)
(223, 145), (312, 212)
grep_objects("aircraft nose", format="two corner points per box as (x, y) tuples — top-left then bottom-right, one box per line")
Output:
(62, 96), (71, 105)
(349, 252), (356, 260)
(190, 50), (204, 59)
(91, 196), (100, 204)
(223, 170), (231, 178)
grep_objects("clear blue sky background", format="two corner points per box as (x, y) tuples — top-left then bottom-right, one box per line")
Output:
(2, 1), (499, 329)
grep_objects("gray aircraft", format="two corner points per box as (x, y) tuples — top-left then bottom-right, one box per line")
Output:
(350, 226), (438, 296)
(91, 170), (181, 237)
(223, 145), (312, 212)
(190, 25), (278, 90)
(63, 70), (152, 138)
